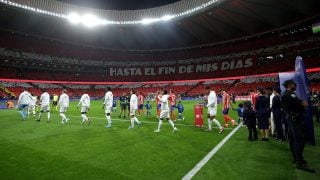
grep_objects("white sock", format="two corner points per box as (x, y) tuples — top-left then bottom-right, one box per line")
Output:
(130, 118), (134, 128)
(38, 112), (42, 120)
(60, 113), (66, 121)
(81, 114), (87, 122)
(168, 120), (175, 128)
(157, 120), (163, 131)
(106, 115), (111, 125)
(134, 117), (140, 124)
(47, 112), (51, 120)
(212, 119), (222, 129)
(208, 119), (212, 130)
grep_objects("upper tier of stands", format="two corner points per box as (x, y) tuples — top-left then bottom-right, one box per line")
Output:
(0, 24), (319, 82)
(0, 26), (314, 62)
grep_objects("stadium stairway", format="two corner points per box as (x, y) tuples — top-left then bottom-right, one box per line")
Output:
(226, 79), (241, 91)
(184, 81), (204, 96)
(29, 82), (41, 90)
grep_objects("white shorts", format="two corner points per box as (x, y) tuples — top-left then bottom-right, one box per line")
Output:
(60, 107), (68, 113)
(81, 107), (89, 113)
(207, 107), (217, 117)
(160, 110), (170, 119)
(41, 105), (50, 112)
(29, 105), (36, 111)
(130, 109), (136, 116)
(105, 107), (112, 114)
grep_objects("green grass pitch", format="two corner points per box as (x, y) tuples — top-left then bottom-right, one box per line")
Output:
(0, 100), (319, 179)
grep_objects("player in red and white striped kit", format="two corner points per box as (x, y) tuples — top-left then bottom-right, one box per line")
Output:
(156, 90), (162, 118)
(249, 90), (258, 111)
(222, 90), (236, 127)
(169, 89), (177, 121)
(137, 92), (145, 116)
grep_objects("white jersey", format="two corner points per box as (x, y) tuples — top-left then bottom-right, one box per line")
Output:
(40, 92), (50, 106)
(18, 91), (32, 105)
(59, 93), (69, 108)
(103, 91), (113, 108)
(207, 91), (217, 109)
(130, 94), (138, 110)
(29, 96), (37, 106)
(270, 93), (275, 108)
(78, 93), (90, 107)
(160, 94), (170, 111)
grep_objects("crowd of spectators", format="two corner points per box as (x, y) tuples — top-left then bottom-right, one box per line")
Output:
(1, 72), (319, 100)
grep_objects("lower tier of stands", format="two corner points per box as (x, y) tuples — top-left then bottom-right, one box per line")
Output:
(1, 72), (319, 99)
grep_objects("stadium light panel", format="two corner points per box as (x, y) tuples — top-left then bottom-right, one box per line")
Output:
(141, 18), (158, 25)
(161, 15), (174, 21)
(82, 14), (99, 28)
(67, 13), (106, 27)
(67, 13), (81, 24)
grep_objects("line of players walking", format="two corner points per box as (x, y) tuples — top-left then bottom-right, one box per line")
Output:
(17, 89), (70, 124)
(16, 85), (237, 134)
(16, 87), (181, 133)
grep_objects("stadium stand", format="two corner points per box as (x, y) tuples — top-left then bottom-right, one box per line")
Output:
(0, 23), (319, 82)
(1, 72), (319, 99)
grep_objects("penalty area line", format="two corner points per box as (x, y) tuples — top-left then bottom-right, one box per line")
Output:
(182, 123), (242, 180)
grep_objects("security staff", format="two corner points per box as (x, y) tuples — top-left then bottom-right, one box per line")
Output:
(272, 87), (285, 141)
(310, 89), (319, 123)
(281, 79), (315, 173)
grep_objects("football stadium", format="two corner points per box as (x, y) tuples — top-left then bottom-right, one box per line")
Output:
(0, 0), (320, 179)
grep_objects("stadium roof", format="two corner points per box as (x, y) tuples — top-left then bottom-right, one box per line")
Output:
(0, 0), (319, 50)
(57, 0), (181, 10)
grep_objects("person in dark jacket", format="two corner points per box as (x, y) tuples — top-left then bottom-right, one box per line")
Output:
(119, 93), (128, 118)
(232, 103), (244, 125)
(255, 88), (270, 141)
(176, 101), (185, 121)
(272, 87), (285, 141)
(281, 79), (315, 173)
(243, 101), (257, 141)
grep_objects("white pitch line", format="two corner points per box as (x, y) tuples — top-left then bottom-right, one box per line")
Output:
(67, 115), (232, 129)
(182, 123), (242, 180)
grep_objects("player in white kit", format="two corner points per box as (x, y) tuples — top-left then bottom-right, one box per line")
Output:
(77, 91), (91, 126)
(28, 95), (37, 119)
(128, 90), (141, 129)
(37, 90), (51, 122)
(103, 87), (113, 128)
(205, 86), (224, 133)
(58, 89), (69, 124)
(17, 88), (32, 121)
(154, 90), (178, 133)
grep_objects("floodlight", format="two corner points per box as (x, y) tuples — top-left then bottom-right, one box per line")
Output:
(67, 13), (81, 24)
(161, 15), (174, 21)
(82, 14), (99, 27)
(141, 18), (158, 25)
